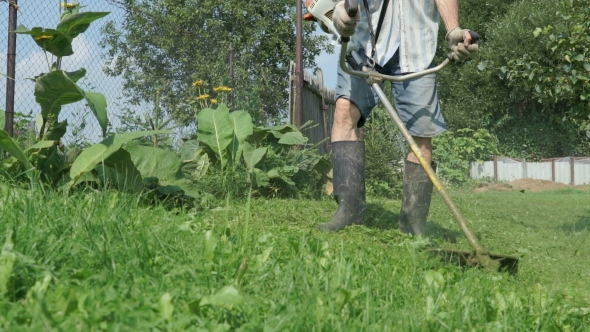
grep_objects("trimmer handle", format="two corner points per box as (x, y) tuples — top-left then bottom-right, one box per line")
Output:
(468, 30), (480, 43)
(344, 0), (358, 17)
(341, 0), (359, 43)
(447, 30), (481, 61)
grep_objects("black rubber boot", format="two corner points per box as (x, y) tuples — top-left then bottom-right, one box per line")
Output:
(319, 141), (366, 232)
(399, 160), (435, 236)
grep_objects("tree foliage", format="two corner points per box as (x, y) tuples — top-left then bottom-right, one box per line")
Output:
(436, 0), (590, 159)
(100, 0), (328, 124)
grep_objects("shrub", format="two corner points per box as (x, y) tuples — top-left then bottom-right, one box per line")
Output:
(364, 106), (405, 199)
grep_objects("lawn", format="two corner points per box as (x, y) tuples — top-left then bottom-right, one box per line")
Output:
(0, 184), (589, 331)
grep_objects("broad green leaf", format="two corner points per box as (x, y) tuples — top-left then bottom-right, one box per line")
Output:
(194, 153), (210, 179)
(243, 141), (267, 170)
(158, 292), (174, 322)
(84, 91), (108, 137)
(200, 286), (244, 307)
(65, 68), (86, 83)
(0, 111), (4, 130)
(71, 171), (98, 187)
(63, 148), (81, 170)
(267, 167), (296, 186)
(42, 147), (65, 176)
(156, 183), (184, 196)
(35, 71), (84, 120)
(57, 12), (110, 39)
(104, 148), (143, 192)
(278, 131), (308, 145)
(24, 140), (56, 152)
(35, 114), (43, 134)
(70, 130), (170, 181)
(44, 120), (68, 141)
(14, 25), (73, 57)
(180, 139), (200, 162)
(228, 111), (253, 164)
(161, 179), (200, 200)
(252, 168), (270, 188)
(0, 230), (16, 296)
(0, 130), (32, 170)
(125, 145), (183, 181)
(95, 165), (127, 190)
(269, 131), (284, 139)
(197, 104), (234, 167)
(265, 124), (298, 134)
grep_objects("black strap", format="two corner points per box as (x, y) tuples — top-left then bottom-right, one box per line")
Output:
(363, 0), (390, 67)
(374, 0), (390, 45)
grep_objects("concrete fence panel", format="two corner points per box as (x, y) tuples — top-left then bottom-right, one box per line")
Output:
(470, 156), (590, 185)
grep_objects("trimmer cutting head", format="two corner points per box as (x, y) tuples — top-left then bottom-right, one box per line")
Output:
(427, 248), (519, 275)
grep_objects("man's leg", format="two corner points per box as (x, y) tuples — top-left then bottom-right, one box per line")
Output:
(331, 98), (361, 142)
(389, 52), (445, 236)
(399, 137), (435, 236)
(318, 98), (366, 232)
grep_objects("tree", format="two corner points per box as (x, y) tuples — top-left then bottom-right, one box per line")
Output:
(436, 0), (590, 159)
(100, 0), (328, 124)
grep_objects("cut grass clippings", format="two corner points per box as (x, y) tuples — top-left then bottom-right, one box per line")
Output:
(0, 186), (589, 330)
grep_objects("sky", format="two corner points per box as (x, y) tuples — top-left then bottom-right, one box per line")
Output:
(0, 1), (339, 142)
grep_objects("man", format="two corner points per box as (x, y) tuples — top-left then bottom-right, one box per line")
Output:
(318, 0), (478, 235)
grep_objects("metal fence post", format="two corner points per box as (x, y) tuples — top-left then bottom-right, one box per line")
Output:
(4, 0), (18, 137)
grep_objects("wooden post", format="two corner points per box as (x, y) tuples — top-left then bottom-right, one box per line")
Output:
(551, 159), (556, 182)
(295, 0), (304, 127)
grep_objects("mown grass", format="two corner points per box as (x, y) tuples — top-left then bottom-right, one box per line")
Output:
(0, 185), (589, 331)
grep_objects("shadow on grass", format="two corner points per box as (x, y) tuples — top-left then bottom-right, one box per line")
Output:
(558, 215), (590, 234)
(426, 223), (463, 243)
(364, 202), (399, 230)
(363, 202), (464, 243)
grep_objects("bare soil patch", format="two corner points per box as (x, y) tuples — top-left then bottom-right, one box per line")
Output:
(474, 178), (583, 193)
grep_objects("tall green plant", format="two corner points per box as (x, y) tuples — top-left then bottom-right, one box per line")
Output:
(189, 104), (331, 197)
(14, 3), (109, 138)
(0, 3), (110, 184)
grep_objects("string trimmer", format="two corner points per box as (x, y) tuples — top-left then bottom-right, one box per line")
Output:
(305, 0), (519, 274)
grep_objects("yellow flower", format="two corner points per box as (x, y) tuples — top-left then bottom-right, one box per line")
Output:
(192, 80), (204, 87)
(214, 86), (232, 93)
(34, 35), (53, 41)
(210, 99), (218, 104)
(61, 2), (78, 8)
(195, 94), (210, 101)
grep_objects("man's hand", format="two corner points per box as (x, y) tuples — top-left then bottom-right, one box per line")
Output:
(333, 1), (360, 38)
(446, 28), (479, 62)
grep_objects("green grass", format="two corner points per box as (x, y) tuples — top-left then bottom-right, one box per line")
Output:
(0, 185), (589, 331)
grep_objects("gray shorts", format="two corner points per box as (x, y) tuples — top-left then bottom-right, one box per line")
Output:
(335, 50), (446, 137)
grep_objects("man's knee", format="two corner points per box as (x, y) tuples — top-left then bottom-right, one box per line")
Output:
(334, 98), (361, 130)
(407, 136), (433, 164)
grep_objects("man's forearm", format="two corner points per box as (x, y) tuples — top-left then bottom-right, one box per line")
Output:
(435, 0), (459, 32)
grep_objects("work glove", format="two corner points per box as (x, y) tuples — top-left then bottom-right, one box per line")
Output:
(333, 1), (360, 38)
(446, 27), (479, 62)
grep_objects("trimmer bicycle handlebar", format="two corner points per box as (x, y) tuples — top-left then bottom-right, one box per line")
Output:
(339, 42), (452, 82)
(339, 30), (480, 82)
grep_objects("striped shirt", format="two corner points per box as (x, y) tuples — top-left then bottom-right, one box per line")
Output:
(350, 0), (441, 72)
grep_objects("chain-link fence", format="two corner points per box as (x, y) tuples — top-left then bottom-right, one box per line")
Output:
(1, 1), (195, 146)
